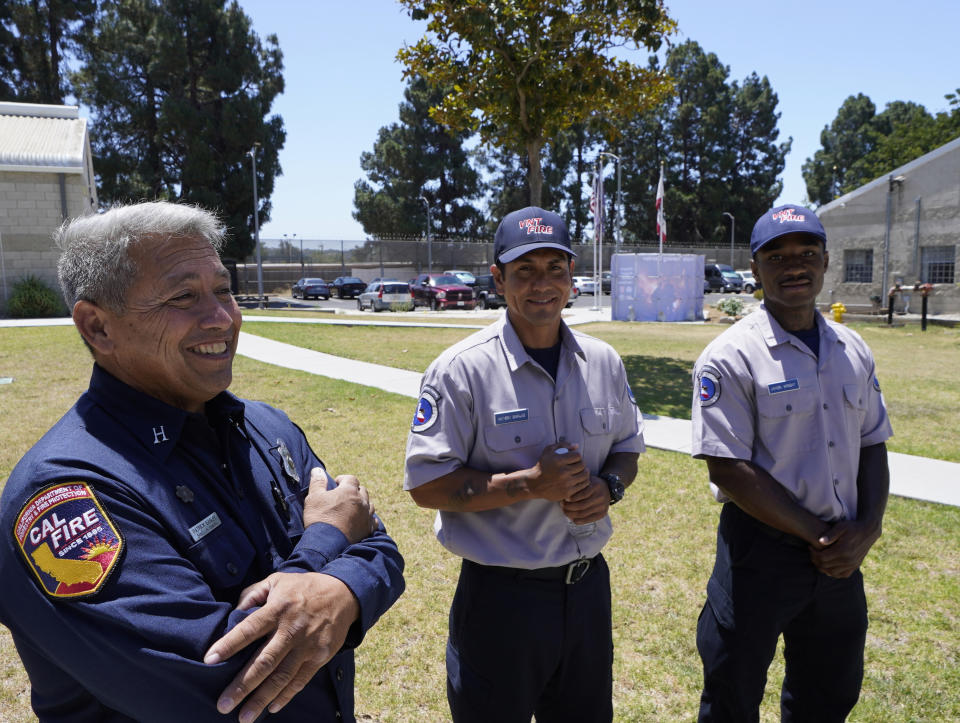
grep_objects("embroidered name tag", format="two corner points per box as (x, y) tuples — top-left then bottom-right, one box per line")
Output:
(14, 482), (123, 599)
(495, 409), (529, 425)
(767, 378), (800, 395)
(188, 513), (222, 543)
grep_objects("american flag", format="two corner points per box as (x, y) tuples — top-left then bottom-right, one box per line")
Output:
(656, 164), (667, 250)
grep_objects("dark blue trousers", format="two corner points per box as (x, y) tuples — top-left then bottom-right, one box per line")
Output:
(446, 555), (613, 723)
(697, 503), (868, 723)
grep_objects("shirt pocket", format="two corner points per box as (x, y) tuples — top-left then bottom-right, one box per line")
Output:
(842, 383), (867, 426)
(579, 406), (619, 437)
(185, 517), (256, 595)
(755, 388), (819, 453)
(483, 417), (547, 452)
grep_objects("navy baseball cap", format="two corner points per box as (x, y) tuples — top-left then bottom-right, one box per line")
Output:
(494, 207), (576, 264)
(750, 204), (827, 255)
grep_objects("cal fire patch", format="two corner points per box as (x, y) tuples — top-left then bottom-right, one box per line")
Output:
(412, 387), (440, 433)
(14, 482), (123, 599)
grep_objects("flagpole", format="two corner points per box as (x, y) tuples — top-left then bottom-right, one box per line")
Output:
(592, 159), (603, 311)
(656, 162), (666, 278)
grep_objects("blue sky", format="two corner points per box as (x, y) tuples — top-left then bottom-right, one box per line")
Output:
(238, 0), (959, 244)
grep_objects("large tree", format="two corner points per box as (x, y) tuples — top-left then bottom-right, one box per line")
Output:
(802, 93), (878, 205)
(0, 0), (95, 103)
(396, 0), (675, 207)
(617, 41), (789, 245)
(354, 74), (484, 239)
(802, 93), (960, 206)
(72, 0), (285, 259)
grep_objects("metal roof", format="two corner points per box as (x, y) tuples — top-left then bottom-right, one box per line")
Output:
(0, 102), (90, 174)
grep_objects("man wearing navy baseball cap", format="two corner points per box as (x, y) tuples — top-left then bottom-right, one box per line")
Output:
(405, 206), (644, 722)
(690, 203), (892, 721)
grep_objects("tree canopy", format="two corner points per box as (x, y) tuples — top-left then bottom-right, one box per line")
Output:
(70, 0), (285, 260)
(803, 92), (960, 206)
(353, 74), (484, 239)
(2, 0), (286, 261)
(0, 0), (94, 104)
(616, 41), (790, 245)
(396, 0), (676, 207)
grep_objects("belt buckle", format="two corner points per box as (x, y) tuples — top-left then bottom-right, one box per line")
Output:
(565, 557), (591, 584)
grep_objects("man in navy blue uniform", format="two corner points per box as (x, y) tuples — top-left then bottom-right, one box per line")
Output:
(0, 201), (405, 722)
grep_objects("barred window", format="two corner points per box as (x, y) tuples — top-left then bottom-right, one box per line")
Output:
(843, 249), (873, 283)
(921, 246), (955, 284)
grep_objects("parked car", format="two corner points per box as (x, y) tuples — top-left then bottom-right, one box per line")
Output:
(704, 263), (744, 293)
(573, 275), (598, 295)
(475, 273), (577, 309)
(737, 269), (761, 293)
(474, 274), (506, 310)
(291, 277), (329, 300)
(411, 273), (476, 311)
(358, 280), (413, 312)
(330, 276), (366, 299)
(443, 269), (478, 292)
(601, 271), (612, 295)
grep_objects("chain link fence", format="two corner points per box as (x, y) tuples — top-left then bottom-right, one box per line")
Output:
(229, 236), (754, 296)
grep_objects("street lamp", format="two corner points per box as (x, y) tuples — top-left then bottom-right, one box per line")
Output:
(247, 142), (264, 308)
(597, 151), (621, 250)
(418, 195), (432, 273)
(283, 233), (302, 276)
(723, 212), (735, 267)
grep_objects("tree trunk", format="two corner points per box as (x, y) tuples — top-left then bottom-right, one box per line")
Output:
(526, 138), (543, 207)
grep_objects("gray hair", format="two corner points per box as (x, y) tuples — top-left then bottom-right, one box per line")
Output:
(56, 201), (226, 313)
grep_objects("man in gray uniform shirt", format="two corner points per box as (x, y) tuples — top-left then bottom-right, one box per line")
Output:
(404, 206), (644, 723)
(691, 204), (892, 722)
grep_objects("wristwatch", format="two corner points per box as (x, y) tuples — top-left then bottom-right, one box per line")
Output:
(600, 472), (625, 505)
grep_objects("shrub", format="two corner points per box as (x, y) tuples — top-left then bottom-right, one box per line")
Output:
(6, 275), (67, 318)
(716, 297), (743, 317)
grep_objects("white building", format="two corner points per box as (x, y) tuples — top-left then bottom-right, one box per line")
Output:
(0, 102), (97, 311)
(817, 135), (960, 315)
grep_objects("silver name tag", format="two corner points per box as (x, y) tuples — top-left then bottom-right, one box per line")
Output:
(188, 512), (221, 542)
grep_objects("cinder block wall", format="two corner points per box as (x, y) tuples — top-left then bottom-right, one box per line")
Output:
(0, 172), (94, 312)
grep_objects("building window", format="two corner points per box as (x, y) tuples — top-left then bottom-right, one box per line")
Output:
(921, 246), (955, 284)
(843, 249), (873, 283)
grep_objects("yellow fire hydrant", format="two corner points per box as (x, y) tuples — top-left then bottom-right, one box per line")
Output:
(831, 302), (846, 323)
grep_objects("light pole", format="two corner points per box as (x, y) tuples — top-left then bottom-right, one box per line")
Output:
(418, 195), (432, 273)
(723, 212), (735, 267)
(247, 143), (264, 308)
(597, 151), (621, 250)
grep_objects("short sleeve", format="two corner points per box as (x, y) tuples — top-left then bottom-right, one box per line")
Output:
(690, 350), (755, 462)
(404, 358), (478, 490)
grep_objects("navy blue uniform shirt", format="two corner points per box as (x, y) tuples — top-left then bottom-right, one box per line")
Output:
(0, 364), (405, 722)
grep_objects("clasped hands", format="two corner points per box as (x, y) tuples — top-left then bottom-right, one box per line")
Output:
(809, 519), (881, 579)
(530, 443), (609, 525)
(204, 468), (378, 722)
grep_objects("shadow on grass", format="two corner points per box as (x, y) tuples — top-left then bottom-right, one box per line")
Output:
(623, 354), (693, 419)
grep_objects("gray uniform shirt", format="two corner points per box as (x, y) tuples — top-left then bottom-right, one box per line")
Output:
(691, 305), (892, 521)
(404, 314), (644, 568)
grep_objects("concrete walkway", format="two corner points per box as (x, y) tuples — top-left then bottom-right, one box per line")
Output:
(2, 311), (957, 507)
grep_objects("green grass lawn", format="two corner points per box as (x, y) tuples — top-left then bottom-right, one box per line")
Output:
(1, 320), (958, 721)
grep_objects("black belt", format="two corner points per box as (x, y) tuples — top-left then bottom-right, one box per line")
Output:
(464, 556), (596, 585)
